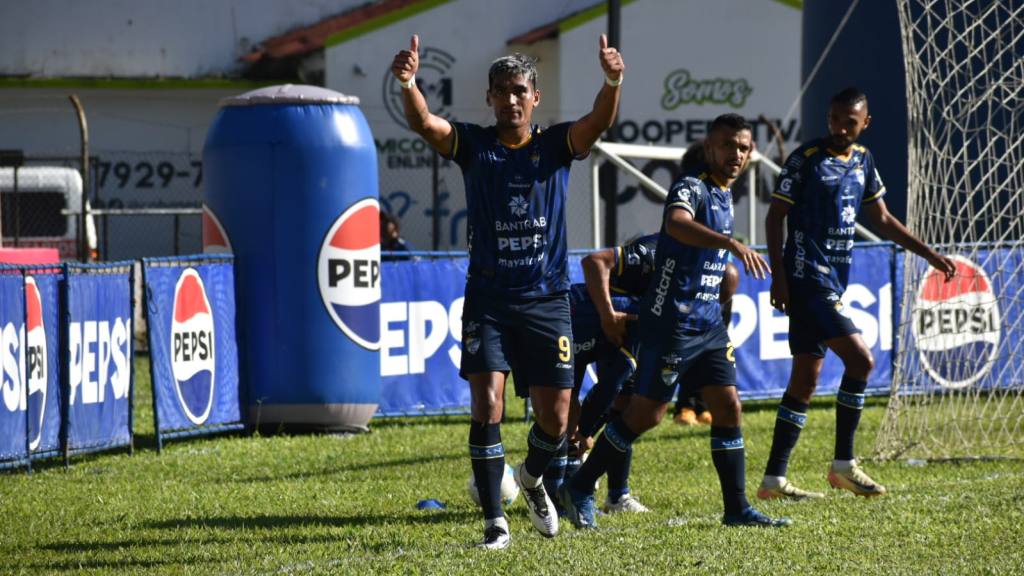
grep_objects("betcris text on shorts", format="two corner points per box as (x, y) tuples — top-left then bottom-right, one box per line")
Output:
(319, 197), (381, 351)
(171, 268), (216, 425)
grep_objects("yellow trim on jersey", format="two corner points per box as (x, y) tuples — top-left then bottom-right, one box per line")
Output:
(619, 346), (637, 371)
(853, 144), (867, 153)
(803, 146), (819, 157)
(448, 123), (460, 160)
(668, 201), (694, 213)
(826, 147), (853, 162)
(566, 126), (577, 158)
(615, 246), (624, 276)
(771, 192), (796, 204)
(500, 133), (534, 149)
(862, 187), (886, 204)
(709, 173), (730, 189)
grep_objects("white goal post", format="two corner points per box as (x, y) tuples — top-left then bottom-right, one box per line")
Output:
(588, 140), (880, 247)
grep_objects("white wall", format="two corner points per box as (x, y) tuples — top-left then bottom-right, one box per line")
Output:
(0, 0), (801, 256)
(325, 0), (802, 250)
(0, 0), (365, 77)
(558, 0), (802, 245)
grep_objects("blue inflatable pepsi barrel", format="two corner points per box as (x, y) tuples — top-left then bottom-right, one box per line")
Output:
(203, 85), (380, 432)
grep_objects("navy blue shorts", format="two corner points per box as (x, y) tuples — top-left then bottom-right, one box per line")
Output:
(633, 323), (736, 403)
(460, 290), (574, 397)
(787, 284), (860, 358)
(572, 317), (638, 388)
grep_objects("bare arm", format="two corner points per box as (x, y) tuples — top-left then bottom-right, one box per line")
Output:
(390, 35), (454, 154)
(863, 199), (955, 280)
(582, 248), (635, 346)
(568, 34), (624, 155)
(765, 199), (791, 313)
(665, 208), (770, 279)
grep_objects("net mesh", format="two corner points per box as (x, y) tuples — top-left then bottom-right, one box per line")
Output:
(876, 0), (1024, 459)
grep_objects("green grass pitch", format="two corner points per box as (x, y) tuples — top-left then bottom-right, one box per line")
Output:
(1, 357), (1022, 575)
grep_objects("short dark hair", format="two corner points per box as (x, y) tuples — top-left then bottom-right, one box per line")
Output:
(680, 139), (706, 171)
(830, 86), (868, 108)
(709, 113), (752, 135)
(488, 53), (538, 89)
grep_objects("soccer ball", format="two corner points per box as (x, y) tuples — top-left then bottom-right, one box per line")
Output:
(468, 463), (520, 507)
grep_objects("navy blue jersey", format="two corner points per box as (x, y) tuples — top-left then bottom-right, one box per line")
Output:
(569, 233), (659, 319)
(448, 122), (580, 298)
(641, 169), (734, 333)
(610, 233), (659, 297)
(772, 139), (885, 294)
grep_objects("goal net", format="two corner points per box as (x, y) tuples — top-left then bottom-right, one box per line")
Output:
(876, 0), (1024, 459)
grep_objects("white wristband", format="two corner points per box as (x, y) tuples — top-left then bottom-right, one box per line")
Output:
(400, 75), (416, 89)
(605, 74), (623, 87)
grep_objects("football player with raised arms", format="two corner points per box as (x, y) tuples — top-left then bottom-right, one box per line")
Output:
(390, 34), (623, 549)
(561, 114), (791, 528)
(757, 87), (955, 500)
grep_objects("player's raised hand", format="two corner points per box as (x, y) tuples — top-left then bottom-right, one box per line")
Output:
(391, 34), (420, 83)
(598, 34), (624, 81)
(929, 253), (957, 282)
(729, 239), (771, 280)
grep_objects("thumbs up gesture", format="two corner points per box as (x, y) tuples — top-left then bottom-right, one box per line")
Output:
(598, 34), (624, 82)
(391, 34), (420, 84)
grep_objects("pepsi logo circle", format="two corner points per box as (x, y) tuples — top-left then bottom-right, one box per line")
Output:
(25, 276), (47, 450)
(912, 256), (1000, 389)
(171, 268), (216, 424)
(318, 197), (381, 350)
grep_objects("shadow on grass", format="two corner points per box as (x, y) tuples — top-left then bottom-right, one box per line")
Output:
(145, 508), (478, 531)
(19, 557), (182, 572)
(218, 451), (466, 484)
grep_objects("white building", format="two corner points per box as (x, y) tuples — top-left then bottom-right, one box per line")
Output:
(0, 0), (802, 257)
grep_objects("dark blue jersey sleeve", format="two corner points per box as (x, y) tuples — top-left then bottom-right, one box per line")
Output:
(772, 146), (810, 205)
(666, 176), (706, 217)
(861, 150), (887, 205)
(537, 121), (579, 167)
(447, 121), (480, 168)
(611, 233), (658, 297)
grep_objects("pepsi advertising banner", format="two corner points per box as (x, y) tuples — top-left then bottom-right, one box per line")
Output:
(65, 264), (133, 453)
(144, 258), (242, 435)
(728, 244), (896, 398)
(378, 256), (586, 415)
(25, 272), (63, 457)
(379, 258), (470, 415)
(0, 273), (27, 464)
(378, 247), (896, 415)
(899, 250), (1016, 393)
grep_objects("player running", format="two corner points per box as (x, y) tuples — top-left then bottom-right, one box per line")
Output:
(757, 87), (955, 500)
(390, 34), (623, 549)
(560, 114), (790, 529)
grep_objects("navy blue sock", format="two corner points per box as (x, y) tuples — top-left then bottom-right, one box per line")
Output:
(606, 444), (633, 501)
(763, 394), (810, 477)
(543, 436), (569, 499)
(570, 417), (638, 495)
(469, 420), (504, 520)
(524, 423), (565, 482)
(835, 376), (867, 460)
(564, 441), (583, 482)
(711, 426), (749, 516)
(603, 409), (631, 499)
